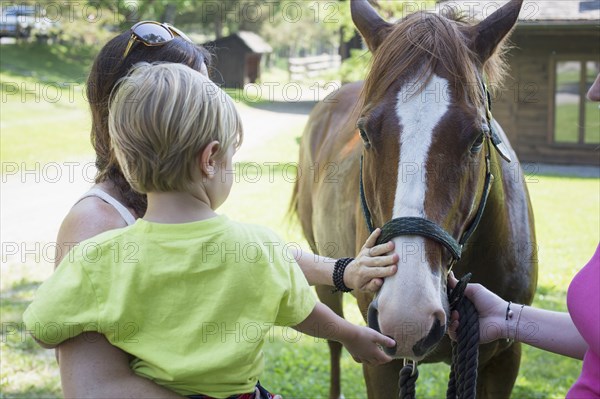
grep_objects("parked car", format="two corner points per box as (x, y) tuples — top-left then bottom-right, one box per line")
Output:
(0, 5), (35, 38)
(0, 5), (59, 40)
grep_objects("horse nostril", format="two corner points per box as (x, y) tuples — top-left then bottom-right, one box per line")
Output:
(434, 310), (446, 326)
(412, 318), (446, 357)
(382, 335), (397, 356)
(367, 299), (397, 356)
(367, 299), (381, 333)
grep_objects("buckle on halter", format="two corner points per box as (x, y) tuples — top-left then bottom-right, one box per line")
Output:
(404, 358), (418, 377)
(446, 246), (461, 276)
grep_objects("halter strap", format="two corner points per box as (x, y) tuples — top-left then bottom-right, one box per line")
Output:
(458, 143), (492, 246)
(359, 155), (375, 233)
(379, 217), (462, 260)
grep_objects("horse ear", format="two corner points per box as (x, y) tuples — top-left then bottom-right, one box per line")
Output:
(469, 0), (523, 63)
(351, 0), (392, 53)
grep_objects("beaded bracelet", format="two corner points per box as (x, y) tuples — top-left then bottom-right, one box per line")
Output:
(332, 257), (354, 293)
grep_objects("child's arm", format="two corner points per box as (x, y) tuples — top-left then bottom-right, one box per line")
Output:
(294, 302), (396, 365)
(289, 228), (398, 292)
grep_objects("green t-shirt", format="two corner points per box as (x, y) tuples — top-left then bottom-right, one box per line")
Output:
(23, 215), (316, 397)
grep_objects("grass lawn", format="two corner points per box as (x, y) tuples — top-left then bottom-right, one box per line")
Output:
(1, 43), (96, 168)
(2, 44), (599, 398)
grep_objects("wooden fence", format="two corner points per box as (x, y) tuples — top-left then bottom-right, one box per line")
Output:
(288, 54), (341, 81)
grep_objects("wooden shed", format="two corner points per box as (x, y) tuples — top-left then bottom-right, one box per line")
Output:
(205, 31), (273, 89)
(439, 0), (600, 166)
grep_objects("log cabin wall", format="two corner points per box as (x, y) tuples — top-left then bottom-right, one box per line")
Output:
(491, 26), (600, 166)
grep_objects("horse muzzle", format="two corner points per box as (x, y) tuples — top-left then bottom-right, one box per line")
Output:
(367, 294), (447, 359)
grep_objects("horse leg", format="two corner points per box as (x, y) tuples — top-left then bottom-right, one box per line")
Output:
(477, 342), (522, 399)
(316, 285), (344, 399)
(363, 360), (403, 399)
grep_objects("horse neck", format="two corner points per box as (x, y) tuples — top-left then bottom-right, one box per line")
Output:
(461, 150), (525, 290)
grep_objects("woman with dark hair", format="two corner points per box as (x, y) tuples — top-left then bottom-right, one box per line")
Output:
(54, 22), (397, 397)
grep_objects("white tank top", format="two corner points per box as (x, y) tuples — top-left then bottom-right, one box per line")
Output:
(77, 188), (136, 226)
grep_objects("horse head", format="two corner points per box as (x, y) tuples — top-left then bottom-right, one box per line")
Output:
(351, 0), (523, 360)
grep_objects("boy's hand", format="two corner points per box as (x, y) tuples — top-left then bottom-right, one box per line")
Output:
(340, 325), (396, 366)
(255, 388), (281, 399)
(345, 228), (398, 292)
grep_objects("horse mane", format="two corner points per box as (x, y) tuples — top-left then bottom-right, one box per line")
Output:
(360, 8), (510, 111)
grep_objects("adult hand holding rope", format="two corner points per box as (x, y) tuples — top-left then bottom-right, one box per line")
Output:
(447, 272), (589, 360)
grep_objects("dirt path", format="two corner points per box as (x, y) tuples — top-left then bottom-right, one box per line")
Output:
(234, 101), (314, 161)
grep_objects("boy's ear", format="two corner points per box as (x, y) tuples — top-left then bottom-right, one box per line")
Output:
(198, 141), (221, 178)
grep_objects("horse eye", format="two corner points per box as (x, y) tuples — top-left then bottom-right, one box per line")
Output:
(470, 133), (485, 153)
(359, 128), (371, 149)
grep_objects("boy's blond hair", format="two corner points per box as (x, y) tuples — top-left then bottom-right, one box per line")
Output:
(108, 62), (242, 193)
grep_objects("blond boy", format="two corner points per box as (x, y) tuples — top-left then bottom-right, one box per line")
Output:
(24, 63), (394, 398)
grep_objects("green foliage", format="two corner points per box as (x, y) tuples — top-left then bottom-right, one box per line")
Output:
(261, 0), (339, 57)
(175, 0), (276, 38)
(339, 48), (371, 83)
(90, 0), (172, 29)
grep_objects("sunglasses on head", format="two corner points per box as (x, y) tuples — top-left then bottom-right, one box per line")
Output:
(123, 21), (194, 59)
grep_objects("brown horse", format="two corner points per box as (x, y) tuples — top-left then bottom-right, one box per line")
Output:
(291, 0), (538, 398)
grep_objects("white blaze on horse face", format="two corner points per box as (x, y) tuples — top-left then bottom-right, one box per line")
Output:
(393, 74), (450, 218)
(376, 74), (451, 358)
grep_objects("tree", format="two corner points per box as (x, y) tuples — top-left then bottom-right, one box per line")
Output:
(176, 0), (276, 39)
(261, 1), (341, 58)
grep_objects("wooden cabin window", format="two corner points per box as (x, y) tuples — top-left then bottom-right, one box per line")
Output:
(585, 61), (600, 144)
(553, 60), (600, 145)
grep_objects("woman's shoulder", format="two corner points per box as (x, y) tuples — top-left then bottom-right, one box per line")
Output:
(55, 196), (130, 265)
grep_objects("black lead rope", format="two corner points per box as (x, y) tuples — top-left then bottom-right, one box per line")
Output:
(446, 273), (479, 399)
(399, 360), (419, 399)
(398, 273), (478, 399)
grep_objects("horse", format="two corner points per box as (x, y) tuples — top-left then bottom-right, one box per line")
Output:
(291, 0), (538, 397)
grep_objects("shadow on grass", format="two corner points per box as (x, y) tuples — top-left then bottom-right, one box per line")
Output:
(222, 87), (318, 115)
(0, 42), (96, 84)
(243, 100), (317, 116)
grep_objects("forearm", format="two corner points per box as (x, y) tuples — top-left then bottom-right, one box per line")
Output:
(294, 303), (395, 365)
(289, 247), (335, 287)
(288, 233), (397, 292)
(293, 302), (355, 343)
(505, 305), (587, 360)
